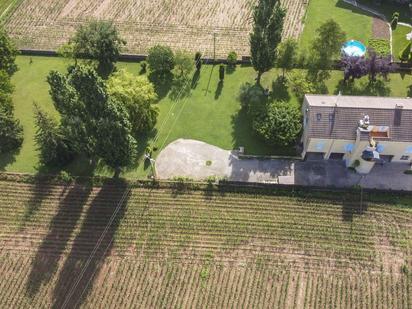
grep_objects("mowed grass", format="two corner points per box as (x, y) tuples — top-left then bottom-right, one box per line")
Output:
(393, 25), (412, 61)
(3, 56), (412, 178)
(300, 0), (373, 50)
(0, 180), (411, 308)
(0, 0), (22, 20)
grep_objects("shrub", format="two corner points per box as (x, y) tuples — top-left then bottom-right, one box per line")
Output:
(227, 51), (238, 66)
(399, 43), (412, 62)
(368, 39), (391, 56)
(219, 64), (225, 81)
(147, 45), (175, 73)
(140, 61), (147, 74)
(252, 101), (302, 146)
(391, 12), (399, 29)
(195, 51), (202, 71)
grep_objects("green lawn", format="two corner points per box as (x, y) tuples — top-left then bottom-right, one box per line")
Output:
(392, 25), (411, 61)
(0, 0), (22, 21)
(2, 56), (412, 179)
(300, 0), (373, 51)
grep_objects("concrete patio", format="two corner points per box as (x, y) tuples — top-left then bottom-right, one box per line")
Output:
(156, 139), (412, 191)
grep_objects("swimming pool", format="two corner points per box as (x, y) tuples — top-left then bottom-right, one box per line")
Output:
(342, 40), (367, 57)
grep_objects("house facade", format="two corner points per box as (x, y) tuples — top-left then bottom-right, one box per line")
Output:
(301, 95), (412, 174)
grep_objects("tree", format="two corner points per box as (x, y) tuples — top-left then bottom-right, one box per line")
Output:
(147, 45), (175, 74)
(107, 70), (159, 137)
(33, 103), (74, 166)
(253, 101), (302, 146)
(0, 27), (19, 76)
(366, 50), (395, 82)
(250, 0), (286, 85)
(277, 39), (298, 78)
(173, 50), (194, 79)
(391, 12), (399, 29)
(227, 51), (238, 67)
(0, 108), (23, 153)
(195, 52), (202, 71)
(71, 20), (125, 77)
(219, 64), (225, 81)
(341, 55), (368, 82)
(0, 70), (23, 154)
(47, 65), (137, 173)
(312, 19), (346, 62)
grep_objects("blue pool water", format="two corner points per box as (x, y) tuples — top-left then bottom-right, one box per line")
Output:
(342, 40), (367, 57)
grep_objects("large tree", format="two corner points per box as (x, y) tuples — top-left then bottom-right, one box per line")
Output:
(47, 65), (137, 174)
(308, 19), (346, 81)
(250, 0), (286, 85)
(277, 38), (298, 78)
(71, 21), (126, 78)
(0, 27), (18, 76)
(0, 70), (23, 154)
(33, 103), (74, 167)
(107, 70), (158, 137)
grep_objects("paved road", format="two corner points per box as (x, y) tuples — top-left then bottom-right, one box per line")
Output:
(156, 139), (412, 191)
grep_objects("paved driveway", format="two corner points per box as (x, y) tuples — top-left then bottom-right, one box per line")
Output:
(156, 139), (412, 191)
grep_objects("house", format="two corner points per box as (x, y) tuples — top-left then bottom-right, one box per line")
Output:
(301, 95), (412, 174)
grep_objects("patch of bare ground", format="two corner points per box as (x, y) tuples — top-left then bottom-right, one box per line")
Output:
(372, 17), (390, 40)
(4, 0), (308, 57)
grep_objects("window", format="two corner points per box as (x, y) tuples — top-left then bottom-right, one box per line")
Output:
(400, 155), (410, 161)
(329, 152), (344, 160)
(316, 113), (322, 121)
(328, 113), (335, 122)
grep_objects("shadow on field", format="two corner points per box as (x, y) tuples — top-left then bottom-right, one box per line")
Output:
(341, 193), (369, 222)
(26, 184), (92, 298)
(50, 180), (129, 309)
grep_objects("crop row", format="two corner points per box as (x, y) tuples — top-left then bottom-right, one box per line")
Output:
(0, 252), (410, 308)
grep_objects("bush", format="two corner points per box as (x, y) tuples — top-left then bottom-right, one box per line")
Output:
(219, 64), (225, 81)
(227, 51), (238, 66)
(238, 82), (266, 111)
(139, 61), (147, 74)
(195, 52), (202, 71)
(399, 43), (412, 62)
(147, 45), (175, 73)
(252, 101), (302, 146)
(173, 50), (194, 79)
(391, 12), (399, 30)
(368, 39), (391, 56)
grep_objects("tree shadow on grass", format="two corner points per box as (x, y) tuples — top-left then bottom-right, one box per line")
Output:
(407, 85), (412, 97)
(0, 148), (20, 171)
(335, 79), (391, 96)
(214, 80), (224, 100)
(226, 65), (236, 75)
(169, 77), (191, 101)
(149, 71), (173, 99)
(26, 184), (93, 298)
(191, 70), (201, 89)
(271, 76), (291, 102)
(50, 180), (129, 309)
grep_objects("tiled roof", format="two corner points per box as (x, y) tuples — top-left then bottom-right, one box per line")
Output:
(304, 95), (412, 142)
